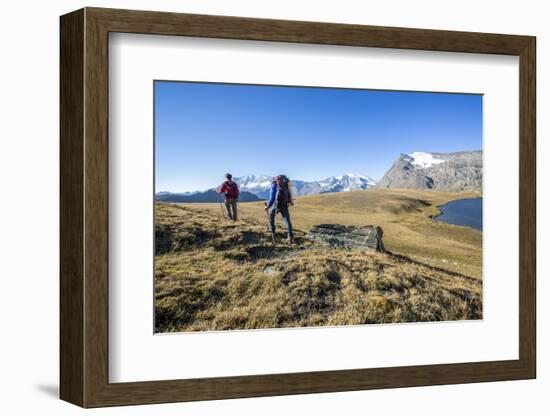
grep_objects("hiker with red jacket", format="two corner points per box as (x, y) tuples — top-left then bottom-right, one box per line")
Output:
(265, 175), (294, 244)
(217, 173), (240, 221)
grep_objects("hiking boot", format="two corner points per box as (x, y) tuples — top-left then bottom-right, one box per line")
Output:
(271, 234), (277, 244)
(287, 236), (294, 245)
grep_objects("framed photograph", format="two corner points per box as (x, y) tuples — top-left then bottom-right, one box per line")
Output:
(60, 7), (536, 408)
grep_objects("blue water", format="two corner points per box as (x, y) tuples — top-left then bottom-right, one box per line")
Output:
(434, 198), (483, 231)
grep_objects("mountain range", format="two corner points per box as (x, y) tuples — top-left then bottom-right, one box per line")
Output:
(376, 151), (482, 191)
(155, 189), (261, 203)
(155, 150), (482, 202)
(235, 174), (377, 199)
(156, 173), (377, 203)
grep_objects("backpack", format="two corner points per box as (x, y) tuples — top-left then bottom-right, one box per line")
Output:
(275, 175), (292, 207)
(224, 181), (239, 199)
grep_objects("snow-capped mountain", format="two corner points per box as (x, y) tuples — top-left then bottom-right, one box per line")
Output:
(234, 175), (274, 199)
(377, 150), (482, 191)
(235, 173), (376, 199)
(293, 174), (376, 196)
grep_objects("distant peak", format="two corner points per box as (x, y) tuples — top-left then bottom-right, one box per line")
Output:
(344, 173), (376, 181)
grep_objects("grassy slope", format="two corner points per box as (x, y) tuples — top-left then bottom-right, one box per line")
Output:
(188, 189), (482, 279)
(155, 189), (482, 332)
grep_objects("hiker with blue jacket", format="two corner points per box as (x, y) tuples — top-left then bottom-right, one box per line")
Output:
(265, 175), (294, 244)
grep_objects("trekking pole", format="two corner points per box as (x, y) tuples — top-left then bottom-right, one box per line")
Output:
(264, 202), (271, 232)
(218, 195), (226, 221)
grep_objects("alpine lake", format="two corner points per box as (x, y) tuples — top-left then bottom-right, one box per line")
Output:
(434, 197), (483, 231)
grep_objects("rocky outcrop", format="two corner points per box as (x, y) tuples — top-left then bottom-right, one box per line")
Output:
(377, 151), (482, 192)
(306, 224), (385, 252)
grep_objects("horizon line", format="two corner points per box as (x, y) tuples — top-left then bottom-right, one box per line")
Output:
(156, 172), (378, 194)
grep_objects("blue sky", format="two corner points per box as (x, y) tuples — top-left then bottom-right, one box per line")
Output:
(155, 81), (482, 192)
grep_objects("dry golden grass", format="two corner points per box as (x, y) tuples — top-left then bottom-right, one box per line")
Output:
(187, 188), (482, 279)
(155, 189), (482, 332)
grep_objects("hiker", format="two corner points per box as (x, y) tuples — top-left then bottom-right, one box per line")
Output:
(265, 175), (294, 244)
(217, 173), (240, 221)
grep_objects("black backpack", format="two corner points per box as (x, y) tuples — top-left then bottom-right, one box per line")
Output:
(275, 175), (292, 207)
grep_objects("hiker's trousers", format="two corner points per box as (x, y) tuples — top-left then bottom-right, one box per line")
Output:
(269, 205), (293, 238)
(224, 197), (238, 221)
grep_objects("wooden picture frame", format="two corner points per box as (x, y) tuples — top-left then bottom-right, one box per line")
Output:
(60, 7), (536, 408)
